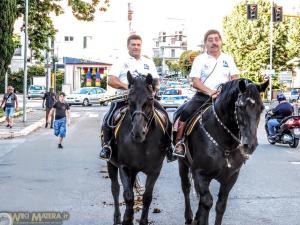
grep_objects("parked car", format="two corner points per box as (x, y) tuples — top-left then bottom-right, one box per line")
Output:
(28, 85), (46, 99)
(160, 88), (188, 108)
(66, 87), (106, 106)
(290, 89), (300, 102)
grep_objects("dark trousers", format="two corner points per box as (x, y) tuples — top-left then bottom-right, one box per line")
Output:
(180, 92), (211, 122)
(46, 107), (54, 126)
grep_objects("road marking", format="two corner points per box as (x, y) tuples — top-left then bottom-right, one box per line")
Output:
(88, 113), (99, 118)
(70, 112), (80, 118)
(290, 161), (300, 165)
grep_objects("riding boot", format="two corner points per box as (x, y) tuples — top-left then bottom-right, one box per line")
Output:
(99, 126), (112, 161)
(173, 121), (187, 158)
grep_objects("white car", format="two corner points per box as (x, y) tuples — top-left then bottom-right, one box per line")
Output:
(66, 87), (106, 106)
(160, 88), (189, 108)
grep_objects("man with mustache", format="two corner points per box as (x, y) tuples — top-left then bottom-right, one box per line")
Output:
(173, 29), (240, 157)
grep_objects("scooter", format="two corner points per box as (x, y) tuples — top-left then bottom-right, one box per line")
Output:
(265, 110), (300, 148)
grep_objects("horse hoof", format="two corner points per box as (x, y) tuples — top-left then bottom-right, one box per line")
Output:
(139, 219), (148, 225)
(185, 219), (193, 225)
(122, 221), (133, 225)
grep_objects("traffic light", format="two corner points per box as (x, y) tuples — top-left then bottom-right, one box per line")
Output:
(247, 4), (258, 20)
(272, 6), (283, 22)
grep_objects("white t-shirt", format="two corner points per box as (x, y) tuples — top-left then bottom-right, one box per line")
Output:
(189, 52), (239, 90)
(109, 55), (159, 89)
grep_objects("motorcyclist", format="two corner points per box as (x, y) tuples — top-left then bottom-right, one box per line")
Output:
(267, 93), (294, 138)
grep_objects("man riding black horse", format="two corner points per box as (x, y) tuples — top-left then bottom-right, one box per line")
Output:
(99, 34), (175, 162)
(173, 29), (240, 157)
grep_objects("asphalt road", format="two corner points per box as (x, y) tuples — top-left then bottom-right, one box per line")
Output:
(0, 104), (300, 225)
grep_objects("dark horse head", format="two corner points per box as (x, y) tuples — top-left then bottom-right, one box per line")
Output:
(127, 71), (156, 143)
(216, 78), (269, 156)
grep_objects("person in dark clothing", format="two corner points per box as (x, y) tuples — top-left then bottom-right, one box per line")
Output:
(48, 92), (70, 149)
(267, 93), (294, 137)
(0, 86), (19, 128)
(43, 88), (56, 128)
(267, 93), (294, 138)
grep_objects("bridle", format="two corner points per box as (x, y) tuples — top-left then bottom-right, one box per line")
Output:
(130, 107), (155, 131)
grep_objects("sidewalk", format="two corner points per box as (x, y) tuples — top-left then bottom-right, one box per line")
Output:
(0, 109), (45, 139)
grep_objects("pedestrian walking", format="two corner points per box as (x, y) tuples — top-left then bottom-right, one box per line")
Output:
(43, 88), (56, 128)
(0, 86), (19, 128)
(48, 92), (70, 149)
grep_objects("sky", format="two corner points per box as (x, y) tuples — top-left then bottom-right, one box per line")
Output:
(50, 0), (300, 61)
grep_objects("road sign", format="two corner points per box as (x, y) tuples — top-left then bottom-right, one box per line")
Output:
(279, 71), (292, 83)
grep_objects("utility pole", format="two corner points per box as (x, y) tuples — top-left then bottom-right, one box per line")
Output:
(23, 0), (29, 122)
(269, 0), (273, 101)
(128, 2), (133, 34)
(4, 67), (9, 93)
(46, 38), (51, 92)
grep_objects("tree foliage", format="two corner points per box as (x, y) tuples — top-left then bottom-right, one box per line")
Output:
(179, 50), (200, 77)
(0, 0), (110, 80)
(222, 0), (300, 88)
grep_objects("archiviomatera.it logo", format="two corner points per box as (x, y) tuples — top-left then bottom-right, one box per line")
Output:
(0, 213), (13, 225)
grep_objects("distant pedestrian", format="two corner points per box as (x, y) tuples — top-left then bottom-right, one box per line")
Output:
(48, 92), (70, 149)
(43, 88), (56, 128)
(0, 86), (19, 128)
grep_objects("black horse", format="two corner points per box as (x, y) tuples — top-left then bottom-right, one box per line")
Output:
(107, 72), (169, 225)
(175, 79), (269, 225)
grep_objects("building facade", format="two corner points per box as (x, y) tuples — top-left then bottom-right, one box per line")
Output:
(152, 30), (187, 75)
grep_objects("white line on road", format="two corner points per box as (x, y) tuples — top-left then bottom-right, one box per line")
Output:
(290, 162), (300, 165)
(70, 112), (80, 118)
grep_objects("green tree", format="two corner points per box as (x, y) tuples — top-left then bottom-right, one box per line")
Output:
(0, 0), (17, 81)
(153, 57), (162, 67)
(179, 50), (200, 76)
(222, 0), (300, 88)
(0, 0), (110, 80)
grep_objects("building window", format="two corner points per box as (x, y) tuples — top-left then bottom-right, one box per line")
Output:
(83, 36), (92, 49)
(156, 41), (159, 47)
(163, 36), (166, 42)
(64, 36), (74, 42)
(171, 38), (176, 44)
(179, 35), (182, 41)
(14, 47), (22, 56)
(171, 49), (175, 58)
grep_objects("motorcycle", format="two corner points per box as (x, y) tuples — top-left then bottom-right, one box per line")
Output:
(265, 110), (300, 148)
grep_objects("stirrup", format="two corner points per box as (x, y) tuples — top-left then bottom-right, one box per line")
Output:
(173, 140), (186, 158)
(100, 145), (112, 161)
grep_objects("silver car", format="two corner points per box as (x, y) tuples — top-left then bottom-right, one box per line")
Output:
(66, 87), (106, 106)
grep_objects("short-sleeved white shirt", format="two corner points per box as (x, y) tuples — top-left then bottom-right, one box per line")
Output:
(109, 55), (159, 89)
(189, 52), (239, 90)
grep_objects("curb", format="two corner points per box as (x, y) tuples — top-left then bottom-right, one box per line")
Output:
(0, 118), (45, 139)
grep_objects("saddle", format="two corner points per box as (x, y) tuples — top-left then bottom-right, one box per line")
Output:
(173, 103), (212, 137)
(113, 106), (128, 138)
(112, 106), (168, 138)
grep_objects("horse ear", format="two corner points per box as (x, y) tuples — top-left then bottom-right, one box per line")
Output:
(127, 71), (134, 86)
(146, 73), (153, 85)
(256, 79), (269, 93)
(238, 79), (247, 93)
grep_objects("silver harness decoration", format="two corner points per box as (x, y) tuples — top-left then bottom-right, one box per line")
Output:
(199, 99), (242, 168)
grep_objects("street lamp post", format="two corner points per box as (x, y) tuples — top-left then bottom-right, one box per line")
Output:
(269, 0), (273, 101)
(23, 0), (29, 122)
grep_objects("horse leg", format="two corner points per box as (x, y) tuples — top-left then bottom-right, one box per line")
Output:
(214, 172), (239, 225)
(107, 162), (121, 225)
(139, 172), (160, 225)
(179, 160), (193, 225)
(119, 166), (136, 225)
(193, 173), (212, 225)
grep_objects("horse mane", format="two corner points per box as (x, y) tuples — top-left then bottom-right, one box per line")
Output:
(216, 78), (260, 107)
